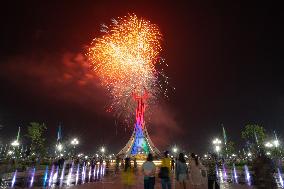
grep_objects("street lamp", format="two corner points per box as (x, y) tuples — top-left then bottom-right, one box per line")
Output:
(70, 138), (79, 157)
(11, 140), (19, 147)
(265, 142), (273, 148)
(71, 138), (79, 146)
(212, 138), (222, 145)
(212, 138), (222, 156)
(101, 147), (105, 153)
(171, 146), (178, 160)
(215, 145), (221, 153)
(173, 147), (178, 153)
(56, 143), (63, 152)
(172, 146), (178, 153)
(273, 140), (280, 147)
(247, 152), (252, 158)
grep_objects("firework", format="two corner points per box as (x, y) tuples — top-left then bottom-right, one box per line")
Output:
(87, 14), (168, 119)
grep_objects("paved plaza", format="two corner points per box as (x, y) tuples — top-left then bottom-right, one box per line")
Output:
(2, 163), (259, 189)
(69, 172), (253, 189)
(6, 168), (254, 189)
(67, 167), (253, 189)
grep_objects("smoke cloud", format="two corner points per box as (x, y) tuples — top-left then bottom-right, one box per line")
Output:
(0, 51), (181, 150)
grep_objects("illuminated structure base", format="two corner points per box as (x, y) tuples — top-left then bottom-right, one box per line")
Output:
(117, 91), (160, 159)
(117, 124), (160, 159)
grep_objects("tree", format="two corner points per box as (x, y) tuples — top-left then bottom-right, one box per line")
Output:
(223, 141), (235, 157)
(26, 122), (47, 159)
(241, 124), (266, 152)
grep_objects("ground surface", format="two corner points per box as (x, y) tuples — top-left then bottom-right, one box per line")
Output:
(3, 165), (256, 189)
(69, 172), (253, 189)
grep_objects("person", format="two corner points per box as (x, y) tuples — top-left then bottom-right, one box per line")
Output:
(142, 153), (156, 189)
(122, 157), (134, 189)
(252, 150), (277, 189)
(99, 157), (103, 165)
(189, 153), (205, 189)
(175, 153), (188, 189)
(121, 158), (125, 169)
(91, 158), (96, 171)
(171, 158), (175, 171)
(160, 150), (171, 189)
(133, 158), (138, 172)
(207, 154), (219, 189)
(58, 157), (65, 169)
(115, 157), (120, 173)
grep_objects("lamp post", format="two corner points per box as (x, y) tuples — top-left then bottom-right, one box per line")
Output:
(57, 144), (63, 151)
(100, 146), (105, 159)
(172, 146), (178, 160)
(56, 143), (63, 157)
(11, 140), (20, 147)
(212, 138), (222, 157)
(101, 147), (105, 153)
(11, 140), (20, 159)
(71, 138), (79, 157)
(265, 142), (273, 148)
(71, 138), (79, 146)
(273, 140), (280, 148)
(265, 140), (281, 157)
(173, 147), (178, 153)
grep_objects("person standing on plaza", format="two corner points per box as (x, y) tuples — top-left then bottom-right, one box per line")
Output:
(142, 153), (156, 189)
(252, 150), (277, 189)
(133, 157), (138, 172)
(171, 158), (175, 171)
(188, 153), (206, 189)
(207, 154), (219, 189)
(115, 157), (120, 173)
(159, 150), (171, 189)
(175, 153), (188, 189)
(122, 157), (134, 189)
(121, 158), (125, 169)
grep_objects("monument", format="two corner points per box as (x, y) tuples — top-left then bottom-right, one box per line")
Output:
(117, 91), (160, 159)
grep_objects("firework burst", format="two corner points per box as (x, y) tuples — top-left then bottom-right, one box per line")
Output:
(87, 14), (168, 120)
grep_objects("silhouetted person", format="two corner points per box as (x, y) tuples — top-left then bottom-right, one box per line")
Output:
(121, 158), (125, 168)
(176, 153), (188, 189)
(142, 153), (156, 189)
(133, 158), (138, 170)
(160, 150), (171, 189)
(115, 157), (120, 173)
(91, 158), (96, 170)
(122, 157), (134, 189)
(189, 153), (205, 189)
(171, 158), (175, 171)
(99, 157), (103, 164)
(252, 150), (276, 189)
(207, 154), (219, 189)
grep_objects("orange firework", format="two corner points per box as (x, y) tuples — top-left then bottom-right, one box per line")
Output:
(87, 14), (167, 118)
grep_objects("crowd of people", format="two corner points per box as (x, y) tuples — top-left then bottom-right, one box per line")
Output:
(120, 151), (220, 189)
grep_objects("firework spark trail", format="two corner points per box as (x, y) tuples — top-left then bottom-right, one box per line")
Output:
(87, 14), (168, 119)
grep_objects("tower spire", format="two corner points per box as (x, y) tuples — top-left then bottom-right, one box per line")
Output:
(274, 130), (278, 141)
(117, 89), (160, 158)
(222, 124), (227, 146)
(16, 126), (21, 141)
(57, 124), (62, 142)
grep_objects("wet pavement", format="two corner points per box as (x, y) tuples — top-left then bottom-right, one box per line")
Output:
(1, 165), (255, 189)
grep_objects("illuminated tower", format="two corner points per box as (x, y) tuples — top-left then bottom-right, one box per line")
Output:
(117, 90), (160, 158)
(55, 124), (63, 156)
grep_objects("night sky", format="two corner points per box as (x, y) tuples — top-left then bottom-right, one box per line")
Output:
(0, 1), (283, 154)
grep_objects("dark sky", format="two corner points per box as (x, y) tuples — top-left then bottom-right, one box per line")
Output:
(0, 1), (283, 154)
